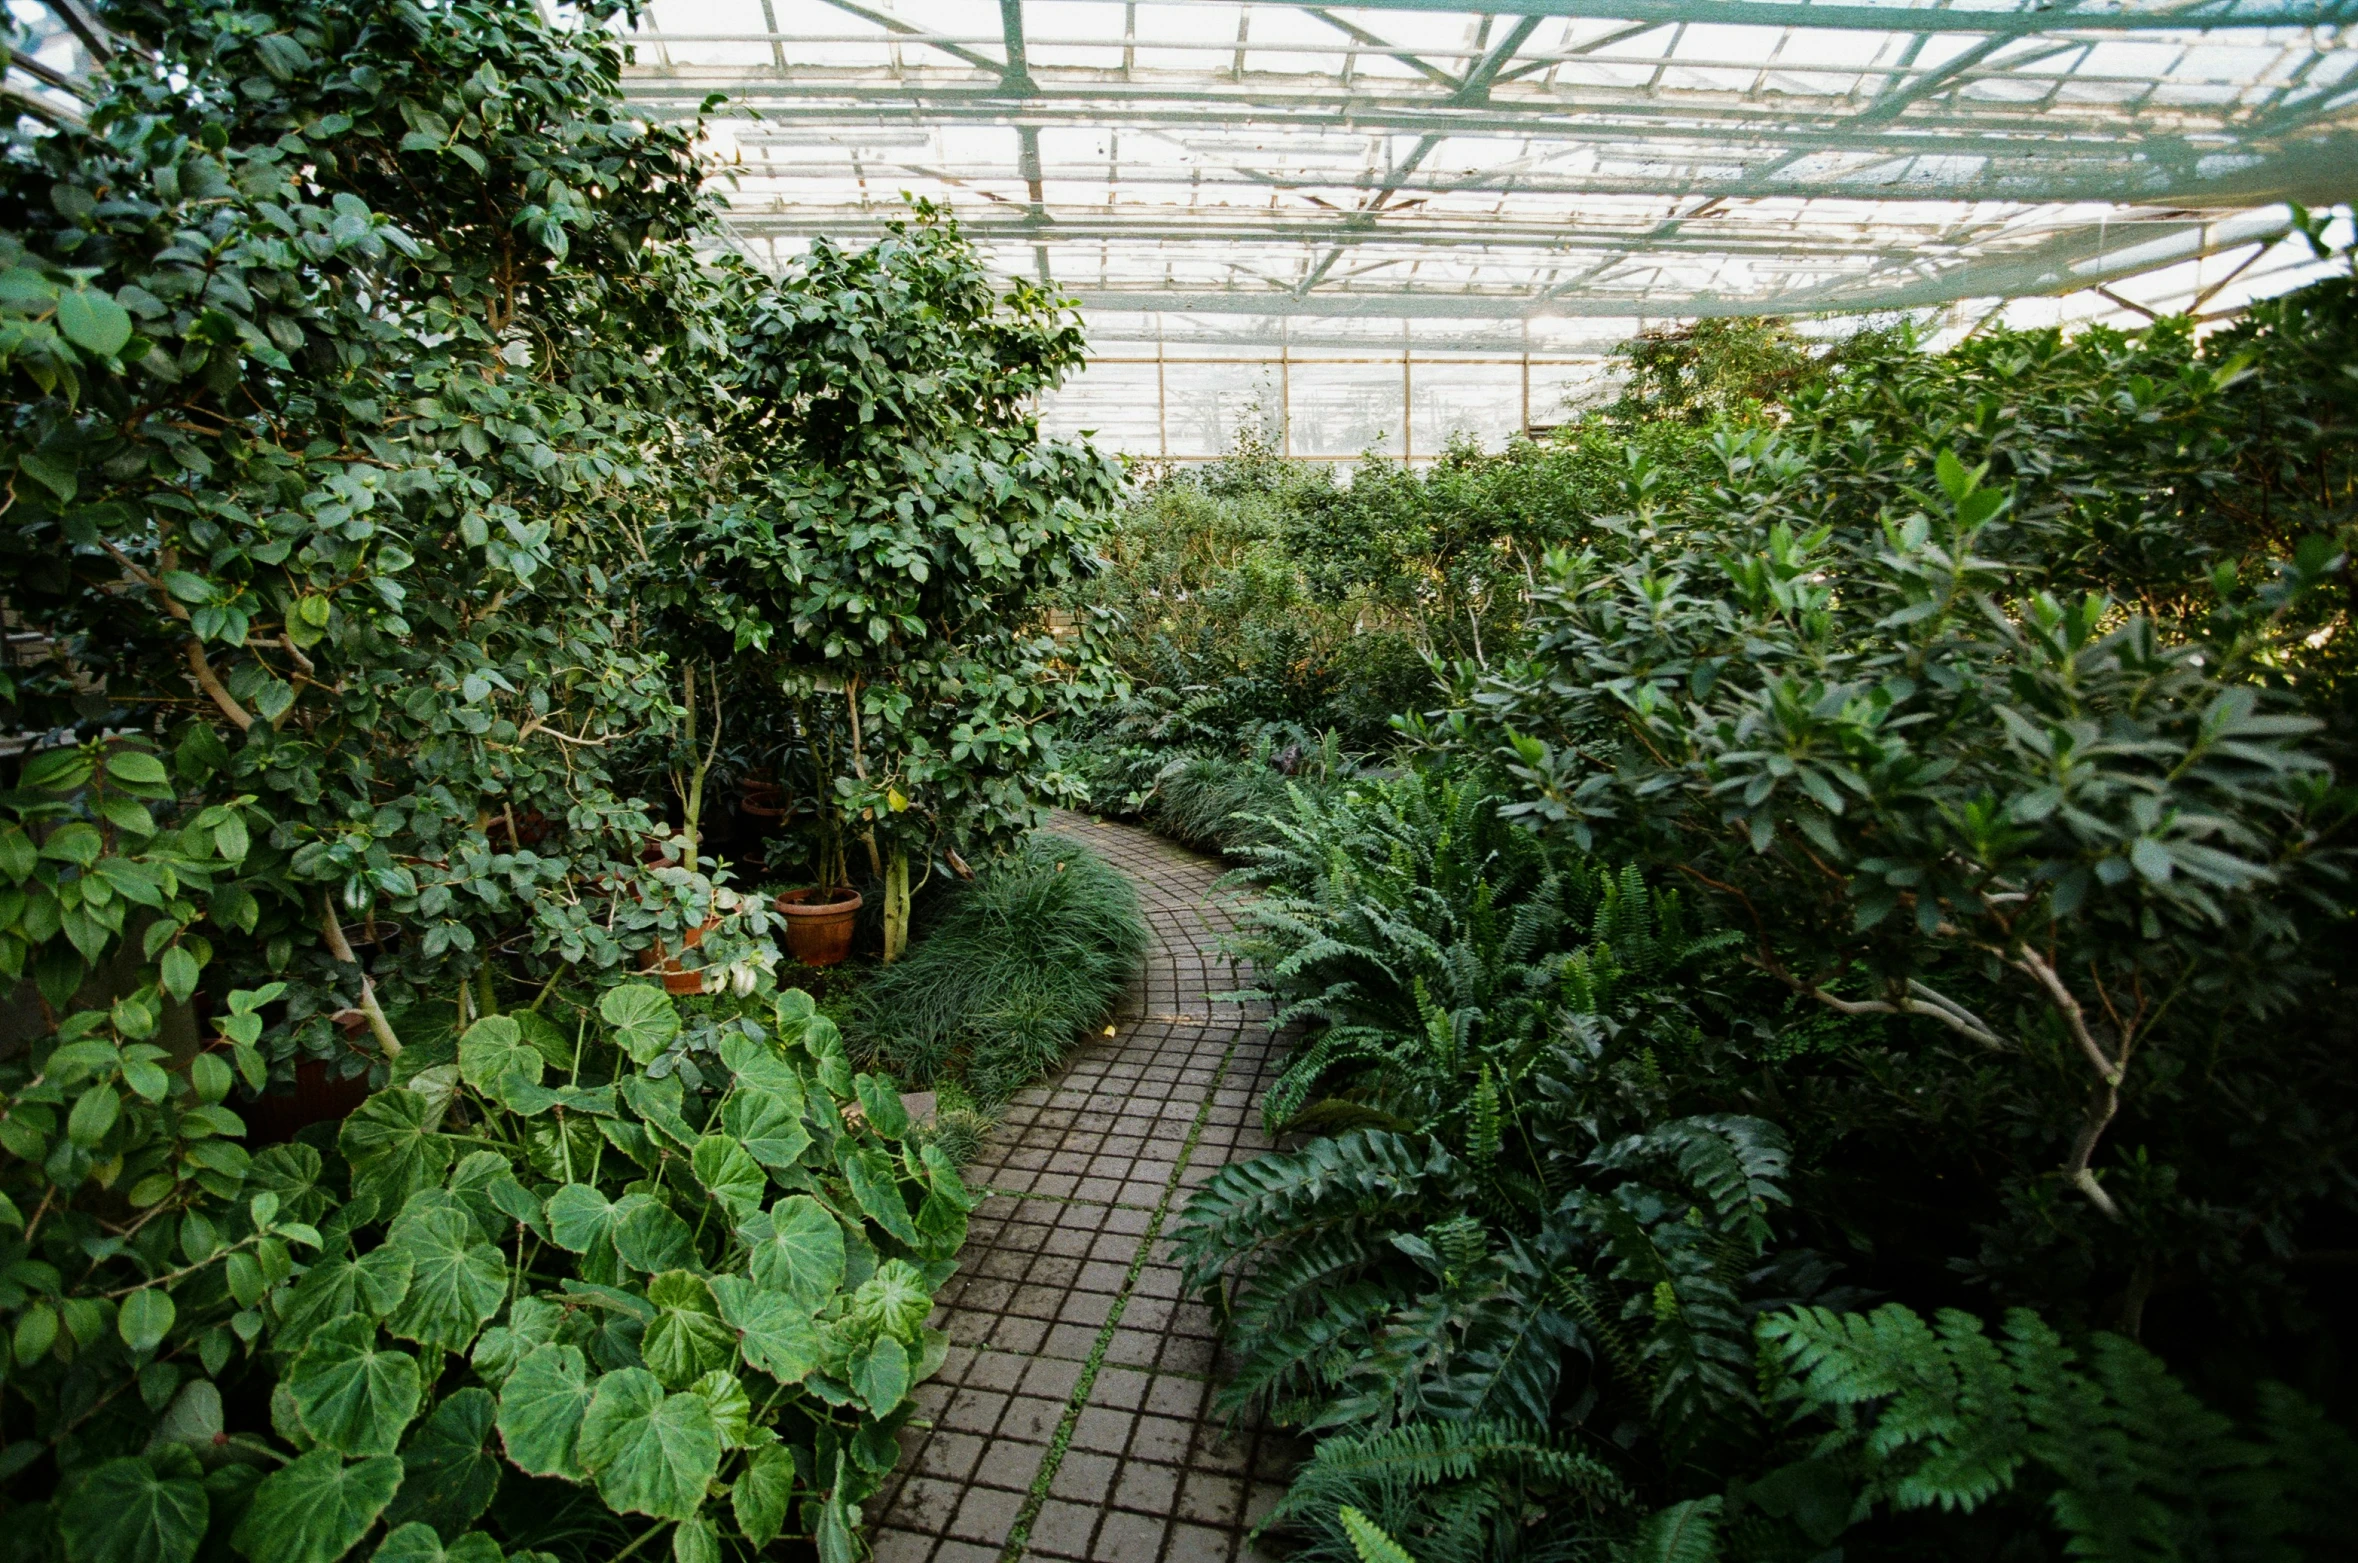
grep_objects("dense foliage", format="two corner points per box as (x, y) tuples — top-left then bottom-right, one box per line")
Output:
(1162, 258), (2358, 1562)
(0, 1), (1120, 1559)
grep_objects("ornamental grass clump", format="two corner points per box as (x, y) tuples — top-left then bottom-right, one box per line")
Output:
(849, 835), (1147, 1101)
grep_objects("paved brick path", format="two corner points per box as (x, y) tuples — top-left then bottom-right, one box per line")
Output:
(867, 814), (1297, 1563)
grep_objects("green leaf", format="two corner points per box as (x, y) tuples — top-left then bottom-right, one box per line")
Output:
(718, 1034), (804, 1103)
(59, 1455), (208, 1563)
(231, 1450), (403, 1563)
(340, 1092), (454, 1210)
(599, 984), (679, 1064)
(721, 1089), (809, 1171)
(732, 1443), (796, 1547)
(853, 1074), (910, 1139)
(837, 1143), (921, 1247)
(385, 1200), (506, 1351)
(850, 1259), (932, 1343)
(495, 1344), (591, 1481)
(289, 1315), (423, 1456)
(576, 1368), (720, 1523)
(458, 1016), (542, 1093)
(621, 1074), (697, 1150)
(709, 1275), (820, 1384)
(281, 1247), (414, 1336)
(685, 1370), (753, 1448)
(119, 1287), (176, 1354)
(106, 749), (171, 788)
(642, 1271), (734, 1389)
(370, 1522), (503, 1563)
(544, 1183), (625, 1284)
(740, 1196), (845, 1305)
(382, 1387), (500, 1538)
(611, 1193), (696, 1275)
(1339, 1507), (1418, 1563)
(471, 1296), (564, 1389)
(689, 1135), (766, 1222)
(671, 1517), (718, 1563)
(1625, 1497), (1724, 1563)
(57, 287), (134, 356)
(847, 1333), (911, 1416)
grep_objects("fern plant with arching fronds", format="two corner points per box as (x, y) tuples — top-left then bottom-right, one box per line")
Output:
(1744, 1303), (2358, 1563)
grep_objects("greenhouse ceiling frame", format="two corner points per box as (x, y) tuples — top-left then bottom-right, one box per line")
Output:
(616, 0), (2358, 324)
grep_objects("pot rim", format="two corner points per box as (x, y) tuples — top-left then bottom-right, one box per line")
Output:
(775, 885), (863, 916)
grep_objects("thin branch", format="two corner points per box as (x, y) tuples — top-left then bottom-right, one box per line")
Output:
(321, 901), (403, 1057)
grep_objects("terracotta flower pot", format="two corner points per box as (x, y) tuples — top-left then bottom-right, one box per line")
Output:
(739, 781), (787, 822)
(776, 886), (862, 967)
(641, 915), (722, 995)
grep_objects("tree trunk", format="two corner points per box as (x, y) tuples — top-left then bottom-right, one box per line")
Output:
(883, 846), (911, 964)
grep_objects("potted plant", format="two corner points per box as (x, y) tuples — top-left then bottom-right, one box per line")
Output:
(775, 881), (863, 966)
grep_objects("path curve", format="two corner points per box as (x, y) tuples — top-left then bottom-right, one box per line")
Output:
(868, 813), (1295, 1563)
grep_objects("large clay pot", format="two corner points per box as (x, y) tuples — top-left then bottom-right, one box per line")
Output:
(641, 916), (722, 995)
(776, 886), (862, 967)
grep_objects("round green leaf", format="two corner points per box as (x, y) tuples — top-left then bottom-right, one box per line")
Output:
(641, 1271), (733, 1390)
(458, 1017), (542, 1093)
(119, 1287), (176, 1354)
(371, 1522), (504, 1563)
(576, 1368), (720, 1522)
(496, 1343), (593, 1481)
(720, 1088), (809, 1172)
(709, 1275), (820, 1385)
(598, 984), (679, 1064)
(384, 1200), (506, 1352)
(847, 1332), (912, 1417)
(59, 1455), (208, 1563)
(688, 1135), (765, 1223)
(382, 1387), (501, 1538)
(232, 1449), (404, 1563)
(742, 1195), (845, 1305)
(339, 1091), (454, 1210)
(290, 1315), (424, 1457)
(851, 1259), (933, 1344)
(56, 287), (134, 356)
(610, 1193), (695, 1275)
(280, 1247), (414, 1337)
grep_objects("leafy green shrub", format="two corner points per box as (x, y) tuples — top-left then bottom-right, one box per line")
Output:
(16, 982), (969, 1563)
(847, 835), (1147, 1101)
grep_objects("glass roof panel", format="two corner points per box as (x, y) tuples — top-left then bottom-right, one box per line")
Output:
(619, 0), (2354, 336)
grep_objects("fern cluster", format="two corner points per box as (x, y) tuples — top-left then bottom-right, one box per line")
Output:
(1742, 1304), (2358, 1563)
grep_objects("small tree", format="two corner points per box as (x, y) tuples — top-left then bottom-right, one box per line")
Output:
(651, 209), (1124, 958)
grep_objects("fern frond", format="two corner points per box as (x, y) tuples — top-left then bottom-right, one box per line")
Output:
(1620, 1497), (1723, 1563)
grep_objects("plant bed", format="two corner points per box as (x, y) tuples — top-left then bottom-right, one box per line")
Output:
(847, 834), (1147, 1103)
